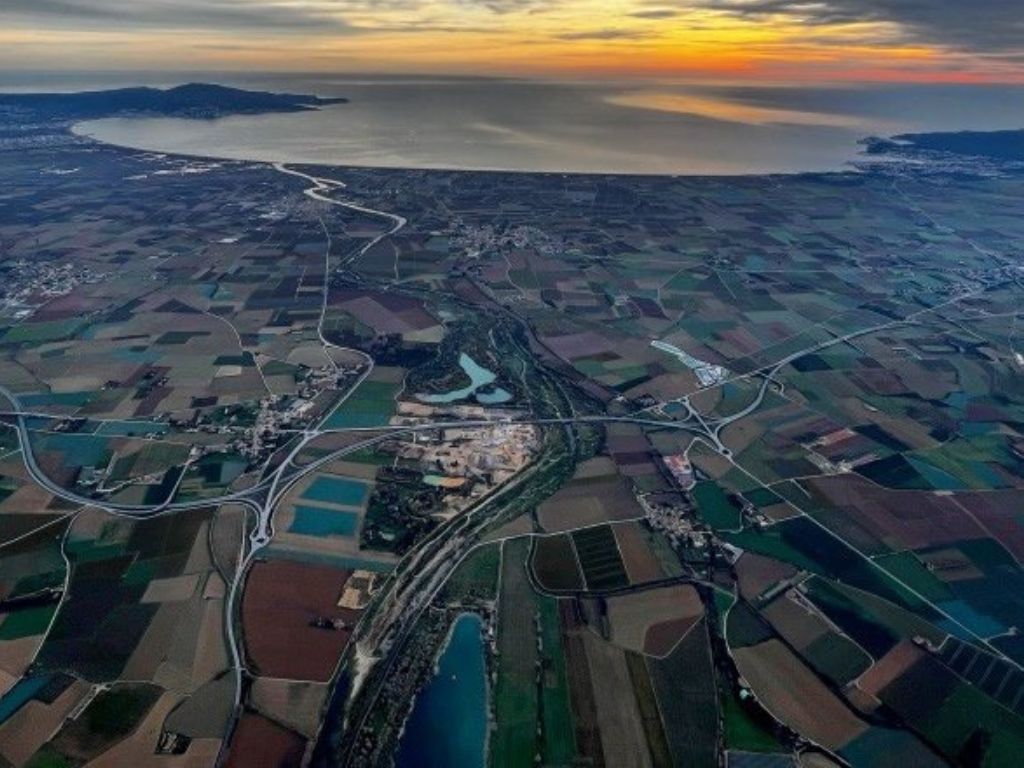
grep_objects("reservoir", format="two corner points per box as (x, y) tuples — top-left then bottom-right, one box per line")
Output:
(395, 612), (488, 768)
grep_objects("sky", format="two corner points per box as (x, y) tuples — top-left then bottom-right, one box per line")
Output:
(2, 0), (1023, 83)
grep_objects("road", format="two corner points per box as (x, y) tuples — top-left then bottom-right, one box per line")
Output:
(5, 160), (1012, 766)
(1, 381), (704, 529)
(329, 441), (569, 765)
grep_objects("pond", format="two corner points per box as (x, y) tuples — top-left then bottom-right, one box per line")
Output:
(417, 353), (511, 405)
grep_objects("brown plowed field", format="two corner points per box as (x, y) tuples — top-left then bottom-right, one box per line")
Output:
(804, 476), (987, 551)
(606, 584), (703, 656)
(644, 616), (700, 657)
(857, 640), (924, 699)
(613, 522), (664, 584)
(241, 559), (359, 681)
(736, 552), (796, 601)
(225, 713), (306, 768)
(733, 639), (867, 750)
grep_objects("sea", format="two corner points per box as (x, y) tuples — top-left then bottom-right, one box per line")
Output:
(5, 72), (1024, 175)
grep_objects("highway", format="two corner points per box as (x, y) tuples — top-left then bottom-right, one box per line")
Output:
(5, 159), (1014, 767)
(1, 378), (705, 528)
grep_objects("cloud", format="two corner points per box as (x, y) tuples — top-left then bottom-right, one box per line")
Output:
(0, 0), (562, 34)
(455, 0), (548, 14)
(699, 0), (1024, 55)
(628, 9), (681, 19)
(556, 28), (651, 41)
(0, 0), (354, 32)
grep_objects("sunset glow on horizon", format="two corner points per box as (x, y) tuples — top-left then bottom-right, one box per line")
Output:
(2, 1), (1023, 84)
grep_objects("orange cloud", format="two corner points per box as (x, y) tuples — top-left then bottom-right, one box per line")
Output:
(0, 1), (1021, 83)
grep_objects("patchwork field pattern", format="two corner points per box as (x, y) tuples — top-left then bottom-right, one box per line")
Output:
(2, 107), (1024, 768)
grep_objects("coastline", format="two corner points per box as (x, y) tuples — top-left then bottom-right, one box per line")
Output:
(2, 85), (1023, 768)
(4, 78), (1021, 178)
(68, 118), (864, 180)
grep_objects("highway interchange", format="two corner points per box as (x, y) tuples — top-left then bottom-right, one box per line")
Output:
(2, 162), (1019, 764)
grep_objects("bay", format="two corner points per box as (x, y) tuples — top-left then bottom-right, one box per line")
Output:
(64, 77), (1024, 175)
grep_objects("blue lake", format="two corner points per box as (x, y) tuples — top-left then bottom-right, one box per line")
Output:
(417, 353), (511, 405)
(395, 612), (488, 768)
(476, 387), (513, 405)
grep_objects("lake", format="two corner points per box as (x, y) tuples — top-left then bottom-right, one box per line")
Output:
(65, 77), (1024, 176)
(395, 612), (489, 768)
(417, 353), (512, 405)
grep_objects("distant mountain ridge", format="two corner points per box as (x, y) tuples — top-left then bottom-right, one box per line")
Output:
(0, 82), (348, 120)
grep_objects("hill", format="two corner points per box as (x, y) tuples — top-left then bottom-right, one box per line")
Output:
(0, 82), (348, 120)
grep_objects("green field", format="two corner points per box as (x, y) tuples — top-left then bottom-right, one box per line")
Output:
(27, 683), (162, 766)
(492, 538), (540, 767)
(721, 687), (785, 754)
(693, 481), (743, 531)
(323, 379), (400, 429)
(442, 543), (501, 602)
(0, 605), (57, 640)
(570, 526), (629, 591)
(647, 619), (719, 767)
(802, 632), (872, 686)
(536, 596), (576, 765)
(803, 577), (944, 656)
(2, 318), (86, 344)
(724, 517), (937, 617)
(874, 552), (954, 603)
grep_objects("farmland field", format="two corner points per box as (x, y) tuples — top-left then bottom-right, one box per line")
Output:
(571, 526), (630, 591)
(322, 378), (400, 429)
(606, 584), (704, 656)
(241, 558), (360, 681)
(536, 595), (576, 765)
(582, 631), (651, 768)
(560, 601), (605, 766)
(647, 619), (719, 767)
(532, 534), (584, 592)
(733, 639), (867, 751)
(226, 713), (307, 768)
(4, 85), (1024, 768)
(492, 538), (540, 766)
